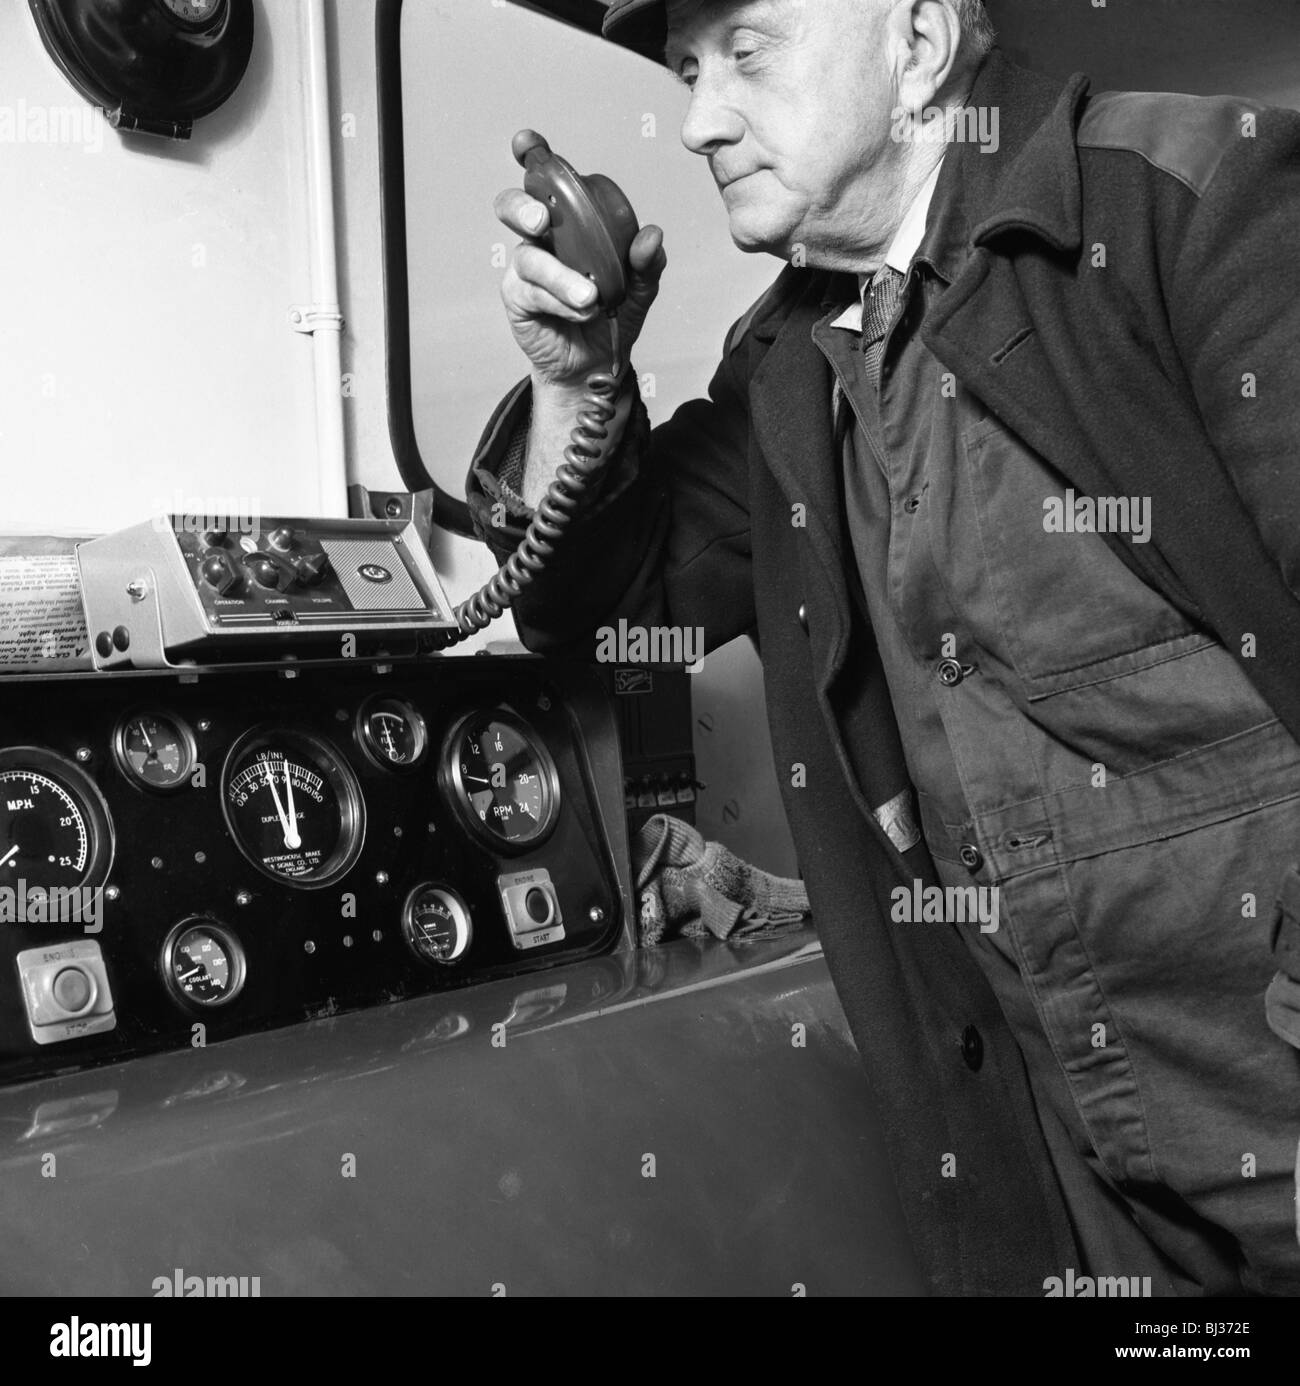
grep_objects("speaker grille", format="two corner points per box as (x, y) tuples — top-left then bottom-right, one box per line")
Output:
(321, 539), (425, 612)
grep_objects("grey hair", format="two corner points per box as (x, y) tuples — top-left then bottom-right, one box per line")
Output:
(953, 0), (997, 57)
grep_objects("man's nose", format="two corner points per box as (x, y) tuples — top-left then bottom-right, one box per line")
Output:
(679, 77), (744, 157)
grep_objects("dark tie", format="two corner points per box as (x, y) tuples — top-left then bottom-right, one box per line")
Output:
(862, 264), (905, 388)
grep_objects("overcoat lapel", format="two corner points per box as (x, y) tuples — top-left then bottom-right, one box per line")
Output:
(749, 281), (852, 696)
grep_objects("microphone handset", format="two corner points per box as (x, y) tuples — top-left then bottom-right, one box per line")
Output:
(449, 133), (641, 643)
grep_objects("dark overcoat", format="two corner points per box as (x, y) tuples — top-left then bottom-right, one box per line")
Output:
(468, 50), (1300, 1293)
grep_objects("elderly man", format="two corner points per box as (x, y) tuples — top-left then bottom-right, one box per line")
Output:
(466, 0), (1300, 1295)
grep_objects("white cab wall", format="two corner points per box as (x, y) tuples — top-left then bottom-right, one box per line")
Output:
(0, 0), (321, 532)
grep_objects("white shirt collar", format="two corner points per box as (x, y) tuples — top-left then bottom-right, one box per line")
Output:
(829, 156), (945, 332)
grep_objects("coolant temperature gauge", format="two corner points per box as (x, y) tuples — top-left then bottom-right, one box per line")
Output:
(401, 885), (473, 966)
(163, 920), (245, 1009)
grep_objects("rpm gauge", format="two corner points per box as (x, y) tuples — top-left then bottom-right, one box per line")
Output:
(438, 710), (560, 852)
(0, 747), (113, 892)
(221, 730), (365, 888)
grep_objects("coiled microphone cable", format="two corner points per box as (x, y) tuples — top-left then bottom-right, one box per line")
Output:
(447, 314), (624, 643)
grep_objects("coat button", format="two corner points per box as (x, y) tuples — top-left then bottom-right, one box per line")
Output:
(961, 1026), (984, 1071)
(797, 603), (809, 633)
(959, 843), (983, 872)
(936, 657), (965, 686)
(903, 495), (921, 514)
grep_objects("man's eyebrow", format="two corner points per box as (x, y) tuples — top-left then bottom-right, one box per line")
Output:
(664, 1), (784, 70)
(664, 38), (689, 70)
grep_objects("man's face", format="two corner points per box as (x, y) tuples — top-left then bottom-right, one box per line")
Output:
(665, 0), (905, 260)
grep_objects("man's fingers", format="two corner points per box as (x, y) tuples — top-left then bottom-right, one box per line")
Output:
(629, 224), (665, 275)
(512, 243), (601, 312)
(494, 187), (551, 239)
(502, 268), (599, 324)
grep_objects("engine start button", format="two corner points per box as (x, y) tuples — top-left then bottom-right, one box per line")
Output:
(497, 868), (566, 952)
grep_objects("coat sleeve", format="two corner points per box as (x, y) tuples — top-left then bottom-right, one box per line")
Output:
(1163, 101), (1300, 1042)
(1164, 100), (1300, 598)
(462, 312), (762, 660)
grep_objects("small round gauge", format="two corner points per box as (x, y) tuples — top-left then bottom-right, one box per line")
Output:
(221, 730), (365, 888)
(113, 711), (197, 792)
(438, 710), (560, 852)
(159, 0), (227, 31)
(357, 697), (427, 771)
(0, 747), (113, 893)
(163, 919), (245, 1009)
(402, 884), (473, 966)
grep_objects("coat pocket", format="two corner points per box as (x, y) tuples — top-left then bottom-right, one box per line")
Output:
(958, 418), (1202, 699)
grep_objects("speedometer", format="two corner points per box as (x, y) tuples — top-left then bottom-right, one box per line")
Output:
(221, 730), (365, 888)
(0, 747), (113, 892)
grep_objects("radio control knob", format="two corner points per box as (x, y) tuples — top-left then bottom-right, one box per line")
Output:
(294, 551), (329, 586)
(200, 551), (240, 595)
(268, 527), (295, 553)
(245, 555), (283, 590)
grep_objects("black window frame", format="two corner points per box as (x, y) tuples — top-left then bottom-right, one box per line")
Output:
(374, 0), (612, 537)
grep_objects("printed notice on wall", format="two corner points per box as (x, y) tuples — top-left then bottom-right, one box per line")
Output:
(0, 543), (92, 673)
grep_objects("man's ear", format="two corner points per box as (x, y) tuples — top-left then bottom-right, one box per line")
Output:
(894, 0), (966, 117)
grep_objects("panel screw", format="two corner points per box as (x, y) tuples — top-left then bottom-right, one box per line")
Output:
(236, 890), (252, 907)
(588, 906), (605, 925)
(126, 579), (148, 602)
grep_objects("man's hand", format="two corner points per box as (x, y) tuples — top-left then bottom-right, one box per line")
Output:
(494, 170), (667, 391)
(493, 145), (667, 509)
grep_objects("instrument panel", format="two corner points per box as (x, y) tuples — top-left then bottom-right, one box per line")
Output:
(0, 657), (627, 1083)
